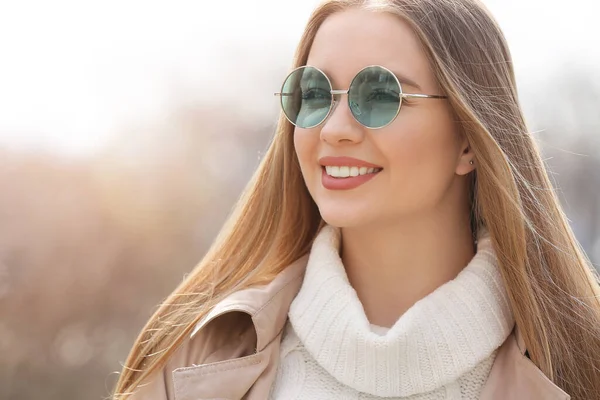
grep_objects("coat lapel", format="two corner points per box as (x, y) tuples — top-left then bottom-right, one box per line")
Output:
(173, 351), (269, 400)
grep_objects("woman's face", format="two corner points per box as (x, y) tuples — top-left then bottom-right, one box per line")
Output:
(294, 9), (473, 228)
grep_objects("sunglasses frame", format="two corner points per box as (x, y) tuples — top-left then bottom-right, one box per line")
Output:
(274, 65), (448, 129)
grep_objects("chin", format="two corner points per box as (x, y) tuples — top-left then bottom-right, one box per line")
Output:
(318, 205), (370, 228)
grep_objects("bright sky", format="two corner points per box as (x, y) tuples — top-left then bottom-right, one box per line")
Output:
(0, 0), (598, 157)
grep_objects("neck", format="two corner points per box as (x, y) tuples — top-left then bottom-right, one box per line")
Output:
(340, 207), (475, 327)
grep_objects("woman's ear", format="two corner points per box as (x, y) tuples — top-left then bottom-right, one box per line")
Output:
(456, 139), (476, 176)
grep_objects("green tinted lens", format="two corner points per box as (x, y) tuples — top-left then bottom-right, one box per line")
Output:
(348, 66), (401, 128)
(280, 67), (332, 128)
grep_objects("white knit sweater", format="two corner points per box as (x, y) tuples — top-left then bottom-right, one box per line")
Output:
(269, 225), (515, 399)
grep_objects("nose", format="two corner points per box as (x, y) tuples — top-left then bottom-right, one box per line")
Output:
(319, 96), (365, 145)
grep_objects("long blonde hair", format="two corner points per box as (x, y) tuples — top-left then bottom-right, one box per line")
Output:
(114, 0), (600, 398)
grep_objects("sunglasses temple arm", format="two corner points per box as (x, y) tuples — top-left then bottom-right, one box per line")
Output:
(402, 93), (447, 99)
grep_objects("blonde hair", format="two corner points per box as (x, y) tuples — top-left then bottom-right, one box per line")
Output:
(114, 0), (600, 398)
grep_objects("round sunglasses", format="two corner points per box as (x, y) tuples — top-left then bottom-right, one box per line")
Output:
(274, 65), (447, 129)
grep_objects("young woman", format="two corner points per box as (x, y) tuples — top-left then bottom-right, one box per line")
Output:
(114, 0), (600, 398)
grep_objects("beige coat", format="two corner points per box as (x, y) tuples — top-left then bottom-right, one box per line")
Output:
(131, 255), (570, 400)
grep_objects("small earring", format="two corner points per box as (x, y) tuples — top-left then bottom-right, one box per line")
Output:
(469, 160), (474, 165)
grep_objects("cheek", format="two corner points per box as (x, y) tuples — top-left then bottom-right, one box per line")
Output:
(381, 112), (460, 192)
(293, 128), (319, 177)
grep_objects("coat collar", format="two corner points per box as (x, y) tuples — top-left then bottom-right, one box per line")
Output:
(190, 254), (308, 352)
(189, 254), (570, 399)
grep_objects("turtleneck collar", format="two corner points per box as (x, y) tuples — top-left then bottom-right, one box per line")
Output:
(288, 225), (515, 397)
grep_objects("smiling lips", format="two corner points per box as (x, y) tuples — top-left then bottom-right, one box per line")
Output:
(319, 156), (383, 190)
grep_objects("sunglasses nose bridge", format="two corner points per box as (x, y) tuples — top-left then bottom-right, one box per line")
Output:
(330, 89), (349, 96)
(324, 88), (361, 130)
(328, 89), (350, 115)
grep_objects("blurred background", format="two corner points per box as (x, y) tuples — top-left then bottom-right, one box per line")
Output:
(0, 0), (598, 399)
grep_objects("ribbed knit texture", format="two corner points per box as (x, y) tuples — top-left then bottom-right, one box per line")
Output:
(269, 225), (515, 399)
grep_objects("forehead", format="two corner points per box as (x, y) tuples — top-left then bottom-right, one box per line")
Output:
(306, 9), (435, 89)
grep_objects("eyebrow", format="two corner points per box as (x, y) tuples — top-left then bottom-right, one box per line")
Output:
(300, 69), (322, 84)
(391, 70), (422, 91)
(307, 66), (423, 91)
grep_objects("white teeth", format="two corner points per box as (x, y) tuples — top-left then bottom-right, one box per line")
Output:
(325, 166), (381, 178)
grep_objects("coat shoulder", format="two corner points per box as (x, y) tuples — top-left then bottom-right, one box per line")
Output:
(481, 328), (570, 400)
